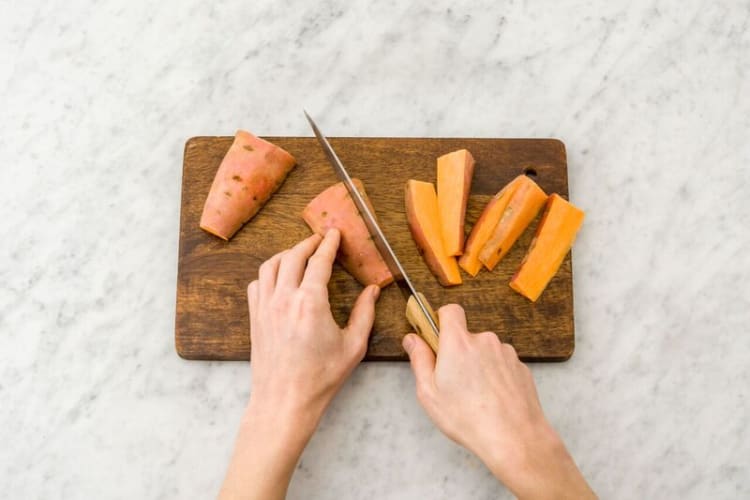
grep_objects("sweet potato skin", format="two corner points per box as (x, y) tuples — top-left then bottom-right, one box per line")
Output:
(302, 179), (394, 287)
(405, 180), (462, 287)
(437, 149), (475, 256)
(200, 130), (296, 240)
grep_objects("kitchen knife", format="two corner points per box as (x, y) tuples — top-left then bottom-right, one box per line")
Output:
(304, 110), (441, 353)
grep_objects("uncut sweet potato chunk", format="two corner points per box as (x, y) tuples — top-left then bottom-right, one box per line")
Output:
(200, 130), (296, 240)
(437, 149), (475, 256)
(302, 179), (394, 288)
(510, 194), (584, 302)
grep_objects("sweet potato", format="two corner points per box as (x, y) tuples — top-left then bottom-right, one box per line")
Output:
(405, 180), (462, 286)
(478, 176), (547, 270)
(437, 149), (475, 256)
(302, 179), (394, 287)
(510, 194), (584, 301)
(200, 130), (296, 240)
(458, 175), (524, 276)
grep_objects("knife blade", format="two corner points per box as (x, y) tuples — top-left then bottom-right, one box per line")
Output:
(304, 110), (441, 351)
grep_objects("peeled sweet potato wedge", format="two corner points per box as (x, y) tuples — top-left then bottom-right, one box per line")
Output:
(437, 149), (475, 256)
(302, 179), (394, 288)
(405, 180), (461, 286)
(510, 194), (584, 301)
(200, 130), (296, 240)
(458, 175), (525, 276)
(479, 176), (547, 270)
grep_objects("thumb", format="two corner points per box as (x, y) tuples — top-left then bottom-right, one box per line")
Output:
(345, 284), (380, 342)
(403, 333), (436, 388)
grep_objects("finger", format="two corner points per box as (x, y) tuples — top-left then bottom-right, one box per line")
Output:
(276, 233), (323, 289)
(437, 304), (469, 349)
(344, 284), (380, 349)
(437, 303), (467, 330)
(301, 228), (341, 289)
(402, 333), (436, 399)
(247, 281), (259, 342)
(258, 250), (287, 295)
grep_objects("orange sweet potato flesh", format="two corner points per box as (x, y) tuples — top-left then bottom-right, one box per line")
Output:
(437, 149), (475, 256)
(479, 176), (548, 270)
(302, 179), (394, 288)
(405, 180), (462, 286)
(200, 130), (296, 240)
(510, 194), (584, 301)
(458, 175), (525, 276)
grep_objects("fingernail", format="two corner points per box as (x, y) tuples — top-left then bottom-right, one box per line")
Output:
(370, 285), (381, 299)
(402, 334), (415, 353)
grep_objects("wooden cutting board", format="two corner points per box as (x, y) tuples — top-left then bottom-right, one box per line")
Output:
(176, 137), (575, 361)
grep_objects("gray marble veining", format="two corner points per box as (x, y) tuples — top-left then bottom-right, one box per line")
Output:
(1, 0), (748, 498)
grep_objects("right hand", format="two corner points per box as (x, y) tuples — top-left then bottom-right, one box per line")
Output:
(402, 304), (595, 500)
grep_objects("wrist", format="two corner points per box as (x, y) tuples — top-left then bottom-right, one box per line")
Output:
(219, 397), (323, 500)
(482, 422), (591, 499)
(242, 396), (322, 448)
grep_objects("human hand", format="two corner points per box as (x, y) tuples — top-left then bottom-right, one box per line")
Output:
(403, 304), (595, 500)
(220, 229), (380, 500)
(246, 228), (380, 427)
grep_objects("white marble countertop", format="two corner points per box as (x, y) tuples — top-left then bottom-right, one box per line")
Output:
(2, 1), (748, 498)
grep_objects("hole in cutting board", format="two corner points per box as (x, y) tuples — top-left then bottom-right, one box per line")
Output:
(524, 167), (538, 178)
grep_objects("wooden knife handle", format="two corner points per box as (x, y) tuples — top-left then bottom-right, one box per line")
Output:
(405, 293), (440, 353)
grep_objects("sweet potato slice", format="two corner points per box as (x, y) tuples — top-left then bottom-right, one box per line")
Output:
(200, 130), (296, 240)
(478, 176), (547, 270)
(405, 180), (462, 286)
(458, 175), (524, 276)
(437, 149), (475, 256)
(302, 179), (394, 288)
(510, 194), (584, 301)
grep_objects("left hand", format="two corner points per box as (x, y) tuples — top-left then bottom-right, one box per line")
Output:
(246, 228), (381, 426)
(220, 229), (380, 500)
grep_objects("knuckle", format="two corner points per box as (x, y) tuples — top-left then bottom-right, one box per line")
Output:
(270, 293), (292, 312)
(270, 299), (286, 314)
(477, 331), (500, 344)
(297, 290), (322, 312)
(258, 260), (271, 275)
(280, 250), (296, 264)
(502, 343), (518, 358)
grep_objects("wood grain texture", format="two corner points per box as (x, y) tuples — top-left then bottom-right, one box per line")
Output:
(176, 137), (575, 361)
